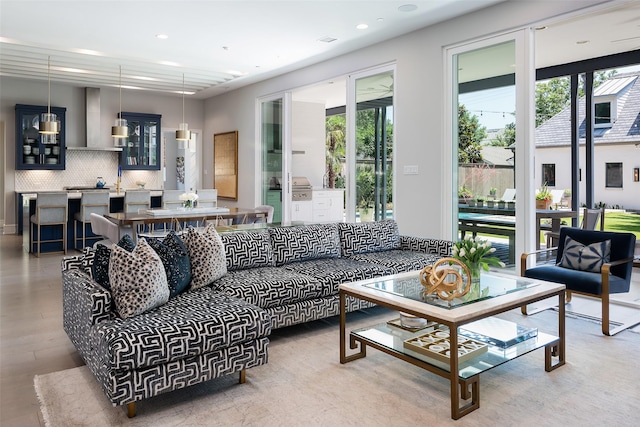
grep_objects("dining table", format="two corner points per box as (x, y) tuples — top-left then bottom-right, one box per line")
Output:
(105, 207), (267, 242)
(458, 205), (578, 250)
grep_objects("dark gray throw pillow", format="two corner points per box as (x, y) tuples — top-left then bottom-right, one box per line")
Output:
(147, 232), (191, 298)
(91, 234), (136, 290)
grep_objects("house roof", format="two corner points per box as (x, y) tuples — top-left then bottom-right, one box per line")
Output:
(535, 72), (640, 148)
(480, 145), (514, 166)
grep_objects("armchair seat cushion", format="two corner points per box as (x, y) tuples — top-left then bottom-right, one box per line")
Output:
(524, 265), (630, 295)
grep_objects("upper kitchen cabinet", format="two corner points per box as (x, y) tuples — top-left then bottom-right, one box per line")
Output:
(15, 104), (66, 170)
(118, 112), (161, 170)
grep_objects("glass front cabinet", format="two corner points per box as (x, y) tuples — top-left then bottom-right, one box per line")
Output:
(15, 104), (66, 170)
(118, 112), (161, 170)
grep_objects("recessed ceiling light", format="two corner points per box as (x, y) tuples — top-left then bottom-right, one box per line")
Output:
(318, 36), (337, 43)
(576, 40), (590, 45)
(356, 23), (368, 30)
(398, 4), (417, 12)
(156, 34), (169, 40)
(377, 18), (384, 22)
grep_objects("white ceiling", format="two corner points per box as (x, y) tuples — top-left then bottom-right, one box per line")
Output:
(0, 0), (502, 99)
(1, 0), (639, 102)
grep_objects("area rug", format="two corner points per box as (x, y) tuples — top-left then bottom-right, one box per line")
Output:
(34, 307), (640, 426)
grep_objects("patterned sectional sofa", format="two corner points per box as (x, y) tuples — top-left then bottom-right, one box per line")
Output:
(61, 219), (451, 415)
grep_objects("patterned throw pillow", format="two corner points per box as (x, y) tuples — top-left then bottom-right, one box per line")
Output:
(91, 235), (136, 290)
(559, 236), (611, 273)
(220, 230), (274, 271)
(147, 232), (191, 298)
(109, 238), (170, 319)
(181, 225), (227, 290)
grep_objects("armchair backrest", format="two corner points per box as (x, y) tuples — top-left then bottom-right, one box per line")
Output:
(556, 227), (635, 281)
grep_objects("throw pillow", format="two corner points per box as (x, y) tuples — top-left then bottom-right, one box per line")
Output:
(559, 236), (611, 273)
(147, 231), (191, 297)
(109, 238), (170, 319)
(91, 235), (136, 290)
(181, 225), (227, 290)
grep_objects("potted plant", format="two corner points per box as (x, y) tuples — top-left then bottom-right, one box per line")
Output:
(475, 197), (485, 208)
(507, 200), (515, 209)
(497, 199), (506, 209)
(489, 187), (497, 198)
(486, 199), (495, 208)
(458, 186), (473, 205)
(536, 185), (553, 209)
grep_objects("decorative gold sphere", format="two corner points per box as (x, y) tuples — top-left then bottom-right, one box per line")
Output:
(419, 258), (471, 301)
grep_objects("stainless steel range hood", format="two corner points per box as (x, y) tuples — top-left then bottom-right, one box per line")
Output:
(66, 87), (122, 152)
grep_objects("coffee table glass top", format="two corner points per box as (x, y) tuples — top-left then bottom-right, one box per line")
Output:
(363, 272), (539, 309)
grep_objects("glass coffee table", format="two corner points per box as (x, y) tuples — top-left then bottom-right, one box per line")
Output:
(339, 270), (565, 419)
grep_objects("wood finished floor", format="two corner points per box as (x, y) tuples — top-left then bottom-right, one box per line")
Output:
(1, 233), (639, 427)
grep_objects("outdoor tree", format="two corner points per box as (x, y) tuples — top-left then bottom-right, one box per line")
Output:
(490, 122), (515, 147)
(325, 115), (346, 188)
(458, 104), (486, 163)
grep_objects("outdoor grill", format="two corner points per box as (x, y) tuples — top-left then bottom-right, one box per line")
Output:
(291, 176), (313, 201)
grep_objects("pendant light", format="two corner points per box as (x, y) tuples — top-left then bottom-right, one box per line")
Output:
(39, 56), (59, 135)
(112, 65), (129, 145)
(176, 73), (191, 145)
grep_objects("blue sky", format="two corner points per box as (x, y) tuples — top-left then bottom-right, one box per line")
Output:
(459, 64), (640, 131)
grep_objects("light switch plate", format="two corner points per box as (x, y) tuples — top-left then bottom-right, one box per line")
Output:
(403, 165), (419, 175)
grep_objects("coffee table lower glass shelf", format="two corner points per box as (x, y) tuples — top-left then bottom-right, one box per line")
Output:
(351, 319), (558, 379)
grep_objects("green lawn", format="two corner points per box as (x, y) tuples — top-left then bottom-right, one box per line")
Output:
(602, 212), (640, 238)
(539, 211), (640, 242)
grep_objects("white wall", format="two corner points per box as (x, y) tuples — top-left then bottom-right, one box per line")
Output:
(536, 144), (640, 210)
(204, 0), (605, 238)
(291, 101), (325, 188)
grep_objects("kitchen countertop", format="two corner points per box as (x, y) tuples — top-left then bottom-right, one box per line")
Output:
(19, 189), (163, 200)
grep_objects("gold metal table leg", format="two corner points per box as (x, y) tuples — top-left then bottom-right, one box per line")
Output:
(339, 291), (366, 364)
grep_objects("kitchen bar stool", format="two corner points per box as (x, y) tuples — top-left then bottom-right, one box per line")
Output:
(30, 192), (68, 257)
(73, 191), (110, 250)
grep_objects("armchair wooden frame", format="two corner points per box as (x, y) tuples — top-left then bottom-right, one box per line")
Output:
(521, 248), (639, 336)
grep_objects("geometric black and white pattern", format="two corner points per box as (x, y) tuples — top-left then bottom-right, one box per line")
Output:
(338, 220), (401, 257)
(269, 223), (341, 266)
(220, 230), (274, 271)
(559, 235), (611, 273)
(61, 219), (454, 409)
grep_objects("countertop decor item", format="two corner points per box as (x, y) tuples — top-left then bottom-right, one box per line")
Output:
(179, 191), (198, 209)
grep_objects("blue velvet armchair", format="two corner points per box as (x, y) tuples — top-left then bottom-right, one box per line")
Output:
(521, 227), (637, 336)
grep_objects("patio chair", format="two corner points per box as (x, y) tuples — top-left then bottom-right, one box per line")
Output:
(546, 207), (604, 248)
(521, 227), (638, 336)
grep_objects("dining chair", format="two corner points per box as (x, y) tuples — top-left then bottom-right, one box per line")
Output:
(162, 190), (184, 209)
(89, 213), (133, 247)
(546, 207), (604, 248)
(196, 189), (218, 208)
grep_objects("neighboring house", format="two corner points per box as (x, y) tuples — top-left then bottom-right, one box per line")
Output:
(535, 72), (640, 210)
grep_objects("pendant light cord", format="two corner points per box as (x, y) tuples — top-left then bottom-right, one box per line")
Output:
(182, 73), (185, 124)
(118, 66), (122, 118)
(47, 56), (51, 115)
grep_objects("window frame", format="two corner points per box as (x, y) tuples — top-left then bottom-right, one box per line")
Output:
(605, 162), (623, 188)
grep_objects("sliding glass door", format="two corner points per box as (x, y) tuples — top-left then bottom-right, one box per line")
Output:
(446, 30), (536, 271)
(347, 66), (395, 222)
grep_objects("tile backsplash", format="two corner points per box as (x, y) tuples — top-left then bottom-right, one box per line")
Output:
(15, 150), (162, 191)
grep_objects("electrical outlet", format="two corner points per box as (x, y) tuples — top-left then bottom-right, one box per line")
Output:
(403, 165), (419, 175)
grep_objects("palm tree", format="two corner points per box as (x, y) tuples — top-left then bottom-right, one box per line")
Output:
(325, 115), (346, 188)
